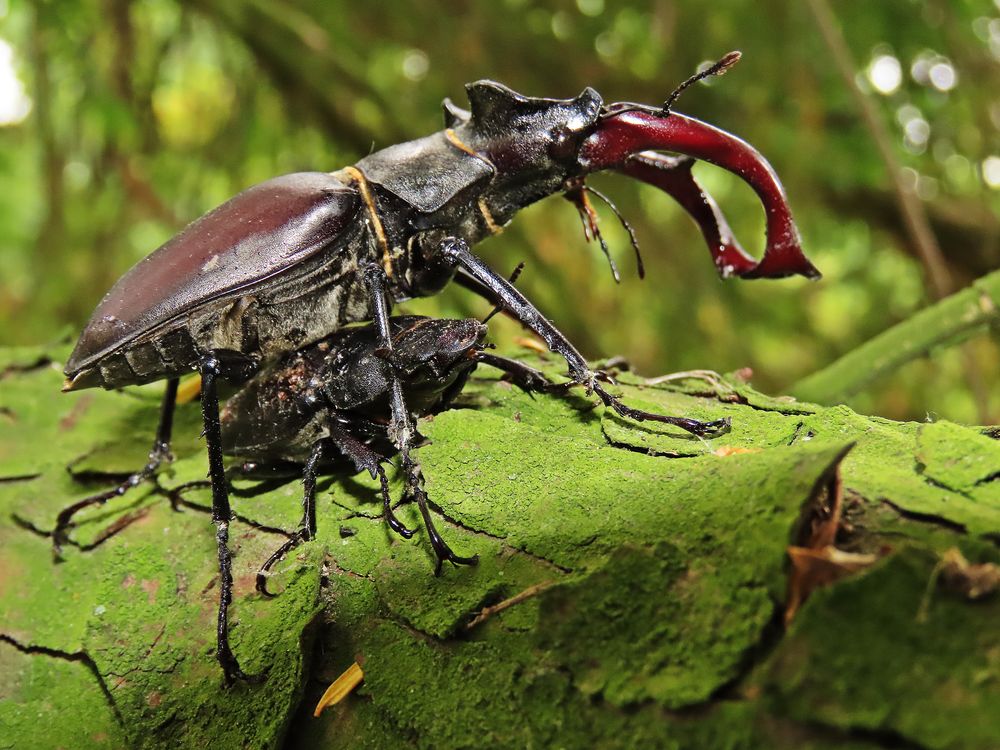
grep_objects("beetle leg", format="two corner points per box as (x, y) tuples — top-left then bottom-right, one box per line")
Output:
(405, 463), (477, 577)
(473, 351), (553, 393)
(255, 534), (304, 599)
(362, 263), (478, 574)
(324, 420), (415, 541)
(199, 355), (259, 685)
(256, 439), (325, 597)
(301, 442), (321, 541)
(482, 262), (525, 324)
(52, 378), (179, 558)
(439, 238), (730, 438)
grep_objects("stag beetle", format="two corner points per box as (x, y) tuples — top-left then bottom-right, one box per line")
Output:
(58, 312), (553, 675)
(217, 313), (553, 596)
(60, 56), (819, 683)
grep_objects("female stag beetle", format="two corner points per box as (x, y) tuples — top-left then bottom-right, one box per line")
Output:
(60, 55), (819, 683)
(217, 313), (552, 596)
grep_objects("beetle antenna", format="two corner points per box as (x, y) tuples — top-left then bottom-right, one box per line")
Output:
(661, 50), (742, 116)
(582, 185), (645, 280)
(483, 262), (525, 323)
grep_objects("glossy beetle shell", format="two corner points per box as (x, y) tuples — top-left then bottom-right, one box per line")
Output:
(64, 172), (361, 390)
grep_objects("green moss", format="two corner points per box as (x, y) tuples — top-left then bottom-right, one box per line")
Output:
(762, 549), (1000, 749)
(1, 347), (998, 748)
(917, 422), (1000, 509)
(534, 542), (764, 707)
(0, 644), (128, 750)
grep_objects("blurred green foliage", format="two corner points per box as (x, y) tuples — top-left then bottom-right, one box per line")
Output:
(0, 0), (997, 422)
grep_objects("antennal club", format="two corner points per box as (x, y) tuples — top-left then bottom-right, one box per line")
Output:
(661, 50), (742, 116)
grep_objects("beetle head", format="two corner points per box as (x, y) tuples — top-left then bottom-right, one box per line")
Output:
(450, 69), (817, 281)
(454, 81), (603, 209)
(388, 317), (487, 383)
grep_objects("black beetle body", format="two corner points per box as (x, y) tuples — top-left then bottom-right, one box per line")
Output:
(63, 173), (366, 390)
(63, 85), (603, 392)
(220, 316), (487, 464)
(64, 79), (818, 393)
(217, 315), (548, 595)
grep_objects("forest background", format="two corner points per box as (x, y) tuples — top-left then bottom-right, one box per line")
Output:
(1, 0), (997, 422)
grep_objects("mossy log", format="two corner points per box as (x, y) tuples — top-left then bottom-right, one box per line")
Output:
(1, 342), (998, 750)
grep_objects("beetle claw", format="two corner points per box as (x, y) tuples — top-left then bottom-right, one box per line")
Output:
(688, 417), (733, 438)
(581, 106), (819, 281)
(434, 550), (479, 577)
(591, 379), (730, 438)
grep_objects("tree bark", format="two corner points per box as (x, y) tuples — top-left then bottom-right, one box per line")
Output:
(1, 342), (997, 749)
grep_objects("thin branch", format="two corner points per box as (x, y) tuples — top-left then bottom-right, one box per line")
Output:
(791, 270), (1000, 405)
(465, 581), (556, 631)
(807, 0), (993, 420)
(806, 0), (953, 300)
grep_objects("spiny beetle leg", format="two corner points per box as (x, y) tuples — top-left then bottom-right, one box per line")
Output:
(325, 420), (415, 540)
(438, 238), (729, 438)
(52, 378), (179, 558)
(300, 440), (321, 540)
(256, 534), (305, 598)
(473, 350), (553, 393)
(590, 381), (732, 438)
(199, 354), (261, 686)
(255, 440), (323, 598)
(404, 456), (479, 577)
(362, 263), (475, 572)
(378, 465), (415, 540)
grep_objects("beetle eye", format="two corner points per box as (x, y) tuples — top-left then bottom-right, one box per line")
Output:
(548, 127), (577, 162)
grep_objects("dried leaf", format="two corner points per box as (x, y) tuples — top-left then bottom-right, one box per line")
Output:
(785, 546), (879, 623)
(314, 662), (364, 717)
(513, 336), (547, 355)
(712, 446), (762, 457)
(939, 548), (1000, 600)
(785, 445), (882, 622)
(176, 374), (202, 404)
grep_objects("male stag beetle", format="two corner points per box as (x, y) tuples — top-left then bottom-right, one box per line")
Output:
(217, 313), (552, 596)
(61, 54), (819, 683)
